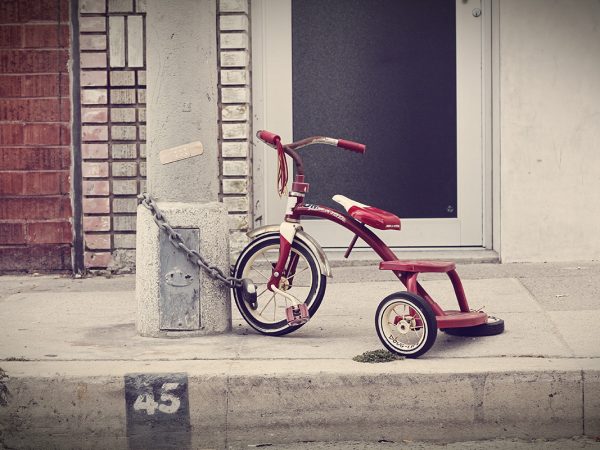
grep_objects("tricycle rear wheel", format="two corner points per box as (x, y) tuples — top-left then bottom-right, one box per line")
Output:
(442, 316), (505, 337)
(375, 291), (437, 358)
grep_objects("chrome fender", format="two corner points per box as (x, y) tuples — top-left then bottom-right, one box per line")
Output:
(247, 225), (332, 277)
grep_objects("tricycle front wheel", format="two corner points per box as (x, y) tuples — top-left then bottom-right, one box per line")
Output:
(233, 234), (327, 336)
(375, 291), (437, 358)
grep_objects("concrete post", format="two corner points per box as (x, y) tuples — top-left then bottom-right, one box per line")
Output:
(135, 0), (231, 337)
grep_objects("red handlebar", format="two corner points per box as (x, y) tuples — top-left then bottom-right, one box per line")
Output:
(337, 139), (366, 154)
(256, 130), (281, 146)
(257, 130), (366, 154)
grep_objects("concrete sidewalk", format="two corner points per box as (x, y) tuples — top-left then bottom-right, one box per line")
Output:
(1, 262), (599, 449)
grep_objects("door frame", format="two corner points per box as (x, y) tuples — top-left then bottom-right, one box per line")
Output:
(251, 0), (495, 249)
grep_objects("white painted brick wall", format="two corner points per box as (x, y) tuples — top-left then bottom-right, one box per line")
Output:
(221, 87), (250, 103)
(80, 1), (148, 269)
(220, 0), (248, 13)
(220, 51), (249, 67)
(221, 69), (248, 85)
(220, 33), (248, 49)
(222, 141), (249, 157)
(223, 161), (249, 177)
(222, 123), (249, 140)
(220, 15), (248, 31)
(222, 104), (249, 121)
(218, 0), (252, 257)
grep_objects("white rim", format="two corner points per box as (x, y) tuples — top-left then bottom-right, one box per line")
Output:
(240, 242), (318, 326)
(378, 298), (428, 354)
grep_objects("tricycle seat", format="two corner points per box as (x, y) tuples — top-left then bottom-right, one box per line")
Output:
(379, 260), (456, 273)
(332, 195), (400, 230)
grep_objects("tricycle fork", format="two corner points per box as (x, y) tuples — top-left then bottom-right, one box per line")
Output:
(267, 221), (300, 292)
(266, 221), (309, 325)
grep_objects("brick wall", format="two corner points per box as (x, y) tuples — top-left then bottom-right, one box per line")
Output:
(76, 0), (252, 271)
(0, 0), (73, 272)
(78, 0), (146, 271)
(218, 0), (252, 256)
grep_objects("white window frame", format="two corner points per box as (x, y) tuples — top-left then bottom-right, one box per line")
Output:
(252, 0), (493, 248)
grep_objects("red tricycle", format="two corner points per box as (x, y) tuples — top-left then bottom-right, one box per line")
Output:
(233, 130), (504, 358)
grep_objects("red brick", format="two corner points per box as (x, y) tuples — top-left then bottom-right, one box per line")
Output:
(81, 143), (108, 159)
(23, 24), (69, 48)
(26, 220), (72, 244)
(0, 124), (24, 145)
(0, 196), (71, 220)
(79, 35), (106, 51)
(0, 76), (22, 96)
(0, 49), (68, 73)
(58, 49), (68, 72)
(85, 233), (110, 249)
(0, 147), (70, 170)
(60, 124), (70, 144)
(80, 52), (106, 69)
(0, 26), (23, 48)
(80, 17), (105, 33)
(83, 215), (110, 232)
(82, 180), (109, 196)
(0, 222), (25, 244)
(60, 0), (69, 22)
(84, 251), (111, 268)
(0, 2), (19, 24)
(0, 98), (61, 122)
(81, 107), (108, 123)
(20, 74), (60, 97)
(0, 172), (24, 195)
(82, 196), (109, 213)
(82, 125), (108, 142)
(80, 70), (107, 87)
(18, 0), (61, 23)
(59, 171), (70, 193)
(82, 161), (108, 177)
(60, 98), (71, 121)
(81, 89), (107, 104)
(0, 244), (72, 272)
(22, 171), (64, 195)
(60, 72), (69, 96)
(59, 24), (69, 47)
(24, 123), (61, 145)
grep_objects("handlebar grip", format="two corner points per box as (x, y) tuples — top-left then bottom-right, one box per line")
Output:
(337, 139), (366, 154)
(257, 130), (281, 146)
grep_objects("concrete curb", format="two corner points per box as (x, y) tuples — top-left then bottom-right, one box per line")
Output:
(1, 358), (599, 449)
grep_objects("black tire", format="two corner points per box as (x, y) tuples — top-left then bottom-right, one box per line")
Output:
(442, 316), (505, 337)
(375, 291), (437, 358)
(233, 233), (327, 336)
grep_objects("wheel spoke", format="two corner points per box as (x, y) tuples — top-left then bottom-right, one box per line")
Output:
(287, 265), (309, 281)
(262, 253), (275, 268)
(251, 268), (271, 282)
(258, 293), (275, 316)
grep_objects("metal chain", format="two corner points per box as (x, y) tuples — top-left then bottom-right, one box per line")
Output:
(137, 193), (243, 289)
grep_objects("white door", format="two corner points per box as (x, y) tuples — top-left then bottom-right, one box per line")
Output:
(252, 0), (487, 248)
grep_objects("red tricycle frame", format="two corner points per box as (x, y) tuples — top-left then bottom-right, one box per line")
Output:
(258, 130), (488, 331)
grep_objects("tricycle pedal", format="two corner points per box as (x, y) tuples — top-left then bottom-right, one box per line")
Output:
(285, 304), (310, 326)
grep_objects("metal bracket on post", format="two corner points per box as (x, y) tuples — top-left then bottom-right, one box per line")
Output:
(159, 228), (201, 330)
